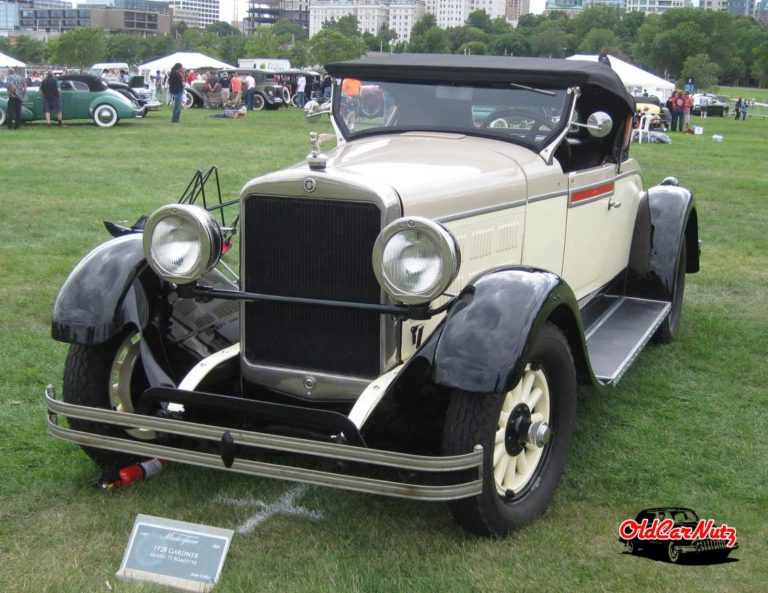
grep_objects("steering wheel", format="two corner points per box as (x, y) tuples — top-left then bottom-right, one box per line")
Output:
(480, 109), (553, 142)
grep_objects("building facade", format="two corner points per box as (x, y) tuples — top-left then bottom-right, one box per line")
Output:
(246, 0), (309, 32)
(18, 6), (171, 33)
(168, 0), (218, 28)
(308, 0), (424, 42)
(505, 0), (530, 22)
(625, 0), (689, 14)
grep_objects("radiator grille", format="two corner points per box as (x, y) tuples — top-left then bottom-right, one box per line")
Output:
(243, 196), (382, 377)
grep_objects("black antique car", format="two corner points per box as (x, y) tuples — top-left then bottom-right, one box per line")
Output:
(620, 507), (737, 563)
(183, 69), (286, 111)
(46, 56), (699, 537)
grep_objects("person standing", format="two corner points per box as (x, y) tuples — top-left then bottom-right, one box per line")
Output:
(740, 100), (749, 120)
(40, 70), (64, 127)
(244, 71), (256, 110)
(683, 92), (693, 132)
(699, 94), (709, 118)
(670, 90), (685, 132)
(169, 63), (185, 123)
(229, 72), (241, 105)
(295, 74), (306, 108)
(734, 98), (741, 120)
(5, 67), (25, 130)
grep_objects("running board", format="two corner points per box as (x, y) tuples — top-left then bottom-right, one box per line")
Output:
(584, 296), (671, 385)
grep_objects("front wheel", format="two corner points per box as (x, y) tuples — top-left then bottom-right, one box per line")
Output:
(667, 541), (681, 563)
(252, 93), (265, 111)
(0, 106), (6, 126)
(442, 323), (577, 536)
(63, 329), (154, 467)
(93, 104), (119, 127)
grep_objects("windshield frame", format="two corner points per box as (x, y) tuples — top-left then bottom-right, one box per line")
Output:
(331, 77), (577, 154)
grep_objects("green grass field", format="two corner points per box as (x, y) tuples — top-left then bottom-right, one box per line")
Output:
(0, 107), (766, 593)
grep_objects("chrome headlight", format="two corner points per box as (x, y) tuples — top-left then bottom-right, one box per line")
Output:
(143, 204), (222, 285)
(372, 217), (460, 305)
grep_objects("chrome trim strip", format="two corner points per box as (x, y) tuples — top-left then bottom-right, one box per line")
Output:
(540, 86), (580, 165)
(178, 343), (240, 392)
(348, 365), (403, 429)
(528, 191), (568, 205)
(436, 198), (526, 223)
(46, 395), (483, 501)
(241, 364), (370, 402)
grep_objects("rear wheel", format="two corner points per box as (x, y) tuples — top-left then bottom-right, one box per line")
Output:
(63, 329), (154, 467)
(654, 240), (687, 343)
(667, 541), (681, 563)
(93, 104), (118, 128)
(0, 106), (6, 126)
(442, 324), (577, 536)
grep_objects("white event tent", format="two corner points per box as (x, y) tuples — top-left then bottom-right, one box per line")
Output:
(568, 54), (675, 101)
(0, 50), (26, 69)
(137, 52), (235, 76)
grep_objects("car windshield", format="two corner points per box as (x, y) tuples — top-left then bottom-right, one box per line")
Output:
(334, 78), (571, 151)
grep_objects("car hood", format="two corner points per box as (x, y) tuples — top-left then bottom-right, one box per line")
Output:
(324, 133), (537, 219)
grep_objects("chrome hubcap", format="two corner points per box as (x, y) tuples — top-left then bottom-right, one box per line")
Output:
(109, 332), (154, 440)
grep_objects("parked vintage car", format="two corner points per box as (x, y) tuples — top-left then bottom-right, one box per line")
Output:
(620, 507), (737, 563)
(106, 76), (162, 116)
(0, 73), (142, 127)
(632, 94), (671, 129)
(691, 93), (729, 117)
(183, 69), (286, 111)
(46, 55), (699, 536)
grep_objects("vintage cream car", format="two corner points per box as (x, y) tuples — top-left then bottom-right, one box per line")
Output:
(46, 55), (699, 536)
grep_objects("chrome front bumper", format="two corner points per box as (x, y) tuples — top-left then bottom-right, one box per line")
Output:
(45, 387), (483, 501)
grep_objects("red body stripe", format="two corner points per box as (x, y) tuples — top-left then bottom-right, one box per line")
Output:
(571, 182), (615, 203)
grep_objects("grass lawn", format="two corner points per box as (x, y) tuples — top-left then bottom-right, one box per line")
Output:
(0, 107), (766, 593)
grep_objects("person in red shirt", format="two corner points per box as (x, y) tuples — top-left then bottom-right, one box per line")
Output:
(670, 90), (685, 132)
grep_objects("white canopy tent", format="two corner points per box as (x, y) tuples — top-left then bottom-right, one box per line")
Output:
(0, 51), (26, 69)
(137, 52), (235, 76)
(568, 54), (675, 101)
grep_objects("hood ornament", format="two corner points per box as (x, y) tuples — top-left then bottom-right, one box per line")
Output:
(307, 131), (332, 171)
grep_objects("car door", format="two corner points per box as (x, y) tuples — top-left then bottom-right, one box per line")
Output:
(60, 80), (90, 120)
(561, 161), (639, 300)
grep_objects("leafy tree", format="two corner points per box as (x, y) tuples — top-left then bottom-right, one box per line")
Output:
(571, 5), (622, 41)
(530, 22), (568, 58)
(0, 36), (11, 56)
(219, 34), (248, 66)
(171, 21), (188, 38)
(409, 27), (450, 54)
(447, 26), (488, 53)
(49, 27), (107, 69)
(491, 16), (512, 35)
(179, 28), (219, 55)
(577, 28), (620, 55)
(466, 10), (494, 34)
(411, 14), (439, 38)
(106, 34), (143, 64)
(273, 18), (309, 42)
(287, 40), (309, 68)
(244, 28), (282, 58)
(139, 35), (175, 63)
(489, 31), (530, 57)
(680, 53), (720, 90)
(751, 42), (768, 87)
(308, 29), (366, 66)
(206, 21), (240, 37)
(11, 36), (47, 64)
(322, 14), (360, 38)
(516, 13), (546, 37)
(719, 56), (746, 86)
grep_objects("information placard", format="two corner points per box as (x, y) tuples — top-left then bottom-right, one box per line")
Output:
(116, 514), (234, 592)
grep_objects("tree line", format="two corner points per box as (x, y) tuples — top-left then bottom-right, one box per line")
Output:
(2, 7), (766, 88)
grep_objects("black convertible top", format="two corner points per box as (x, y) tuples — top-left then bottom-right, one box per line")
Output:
(327, 54), (634, 113)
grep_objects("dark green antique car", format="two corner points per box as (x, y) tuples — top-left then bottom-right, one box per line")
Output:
(0, 73), (142, 128)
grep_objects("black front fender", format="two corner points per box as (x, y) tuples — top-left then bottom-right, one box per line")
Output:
(52, 234), (148, 344)
(427, 268), (583, 394)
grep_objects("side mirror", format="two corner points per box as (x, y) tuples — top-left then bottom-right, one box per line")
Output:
(586, 111), (613, 138)
(304, 99), (331, 120)
(569, 111), (613, 138)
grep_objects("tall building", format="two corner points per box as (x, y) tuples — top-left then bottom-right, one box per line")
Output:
(18, 5), (171, 33)
(308, 0), (424, 41)
(582, 0), (625, 8)
(544, 0), (583, 16)
(245, 0), (309, 31)
(422, 0), (504, 28)
(168, 0), (219, 28)
(505, 0), (530, 22)
(625, 0), (688, 14)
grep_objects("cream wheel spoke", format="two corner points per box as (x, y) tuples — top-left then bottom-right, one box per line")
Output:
(526, 386), (543, 411)
(531, 412), (545, 423)
(502, 454), (518, 488)
(494, 454), (511, 485)
(495, 428), (505, 444)
(493, 442), (507, 466)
